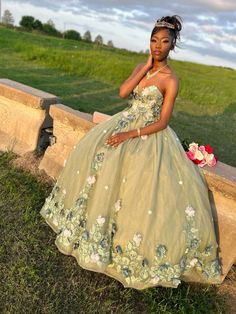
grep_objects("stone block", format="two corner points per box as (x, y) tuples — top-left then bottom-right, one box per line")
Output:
(38, 104), (95, 179)
(0, 79), (59, 155)
(202, 162), (236, 281)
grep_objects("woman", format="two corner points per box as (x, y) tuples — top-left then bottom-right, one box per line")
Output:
(40, 15), (222, 290)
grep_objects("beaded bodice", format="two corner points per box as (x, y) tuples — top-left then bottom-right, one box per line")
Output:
(124, 84), (164, 125)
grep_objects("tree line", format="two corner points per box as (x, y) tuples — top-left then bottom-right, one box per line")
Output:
(0, 10), (114, 47)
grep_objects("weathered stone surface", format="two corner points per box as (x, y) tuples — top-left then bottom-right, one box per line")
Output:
(0, 79), (59, 109)
(0, 79), (59, 155)
(202, 162), (236, 281)
(38, 104), (95, 179)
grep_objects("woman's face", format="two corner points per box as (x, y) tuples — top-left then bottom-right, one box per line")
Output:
(150, 28), (173, 62)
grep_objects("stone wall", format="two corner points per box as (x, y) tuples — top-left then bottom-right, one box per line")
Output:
(0, 79), (59, 154)
(0, 78), (235, 283)
(38, 104), (95, 179)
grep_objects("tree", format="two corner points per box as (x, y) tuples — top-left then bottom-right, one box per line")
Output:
(33, 19), (43, 31)
(64, 29), (81, 41)
(94, 34), (103, 45)
(46, 19), (55, 28)
(20, 16), (35, 30)
(83, 30), (92, 42)
(2, 10), (14, 26)
(42, 20), (62, 37)
(107, 40), (114, 47)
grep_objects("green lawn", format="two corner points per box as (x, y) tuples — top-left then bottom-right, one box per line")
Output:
(1, 151), (232, 314)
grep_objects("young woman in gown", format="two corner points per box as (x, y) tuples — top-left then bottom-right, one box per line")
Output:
(40, 15), (222, 290)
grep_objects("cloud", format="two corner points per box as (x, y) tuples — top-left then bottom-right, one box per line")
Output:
(4, 0), (236, 69)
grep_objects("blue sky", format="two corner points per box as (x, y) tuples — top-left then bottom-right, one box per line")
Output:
(4, 0), (236, 69)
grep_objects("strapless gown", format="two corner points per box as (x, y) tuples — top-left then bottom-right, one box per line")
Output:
(40, 84), (222, 290)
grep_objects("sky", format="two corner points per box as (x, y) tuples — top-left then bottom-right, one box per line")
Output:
(2, 0), (236, 69)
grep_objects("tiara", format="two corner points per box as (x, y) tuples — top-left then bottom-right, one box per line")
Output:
(154, 21), (175, 29)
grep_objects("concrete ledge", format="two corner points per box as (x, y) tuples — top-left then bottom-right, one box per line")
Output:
(203, 162), (236, 199)
(0, 78), (59, 109)
(38, 104), (95, 179)
(202, 162), (236, 280)
(0, 79), (59, 155)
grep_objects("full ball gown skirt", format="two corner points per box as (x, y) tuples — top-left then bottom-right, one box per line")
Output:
(40, 84), (222, 290)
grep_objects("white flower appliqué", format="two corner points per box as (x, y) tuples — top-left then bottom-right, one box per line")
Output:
(151, 276), (160, 284)
(133, 233), (142, 246)
(90, 252), (100, 263)
(87, 175), (96, 185)
(96, 215), (106, 226)
(122, 111), (129, 118)
(115, 199), (121, 212)
(185, 205), (195, 217)
(190, 258), (198, 267)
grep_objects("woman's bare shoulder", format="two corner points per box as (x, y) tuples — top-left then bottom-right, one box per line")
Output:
(132, 63), (146, 73)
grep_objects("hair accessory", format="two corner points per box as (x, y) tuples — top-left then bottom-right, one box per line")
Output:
(154, 21), (175, 29)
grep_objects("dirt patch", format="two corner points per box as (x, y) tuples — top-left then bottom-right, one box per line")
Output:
(218, 266), (236, 313)
(10, 150), (55, 187)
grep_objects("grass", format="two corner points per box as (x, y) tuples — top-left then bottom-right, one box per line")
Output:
(0, 151), (233, 314)
(0, 26), (235, 166)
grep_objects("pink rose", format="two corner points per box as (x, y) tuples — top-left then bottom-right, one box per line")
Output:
(206, 154), (217, 167)
(186, 151), (195, 160)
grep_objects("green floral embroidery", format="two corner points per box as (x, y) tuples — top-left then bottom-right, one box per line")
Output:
(112, 87), (163, 134)
(42, 182), (221, 288)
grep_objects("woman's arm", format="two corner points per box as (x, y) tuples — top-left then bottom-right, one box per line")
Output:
(119, 55), (153, 99)
(127, 77), (179, 138)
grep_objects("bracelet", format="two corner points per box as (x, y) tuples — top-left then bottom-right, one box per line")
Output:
(136, 128), (141, 137)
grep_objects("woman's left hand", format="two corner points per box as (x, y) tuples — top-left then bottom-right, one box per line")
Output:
(105, 132), (130, 148)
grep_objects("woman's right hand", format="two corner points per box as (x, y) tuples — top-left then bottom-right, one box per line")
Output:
(145, 50), (153, 70)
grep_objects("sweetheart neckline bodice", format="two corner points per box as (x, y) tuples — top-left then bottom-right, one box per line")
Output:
(133, 84), (164, 99)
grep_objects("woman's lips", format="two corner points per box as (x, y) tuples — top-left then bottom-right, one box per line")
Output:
(154, 50), (161, 55)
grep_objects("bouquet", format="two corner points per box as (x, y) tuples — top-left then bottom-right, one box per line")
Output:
(185, 142), (218, 167)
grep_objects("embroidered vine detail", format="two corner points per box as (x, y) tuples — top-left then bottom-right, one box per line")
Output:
(42, 180), (221, 288)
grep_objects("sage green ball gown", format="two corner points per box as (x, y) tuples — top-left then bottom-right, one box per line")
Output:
(40, 84), (222, 290)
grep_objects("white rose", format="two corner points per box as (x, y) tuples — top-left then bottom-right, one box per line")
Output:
(194, 150), (204, 161)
